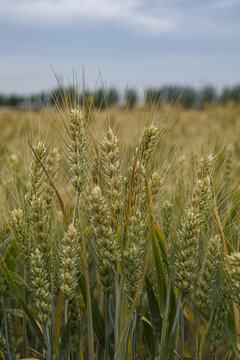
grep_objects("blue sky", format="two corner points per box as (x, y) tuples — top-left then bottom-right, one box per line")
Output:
(0, 0), (240, 94)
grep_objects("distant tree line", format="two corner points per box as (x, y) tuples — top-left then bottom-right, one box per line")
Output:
(145, 85), (240, 109)
(1, 85), (240, 110)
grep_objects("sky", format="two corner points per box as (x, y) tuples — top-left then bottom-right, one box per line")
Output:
(0, 0), (240, 94)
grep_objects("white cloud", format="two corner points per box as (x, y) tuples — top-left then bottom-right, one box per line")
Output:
(0, 0), (238, 37)
(0, 0), (175, 34)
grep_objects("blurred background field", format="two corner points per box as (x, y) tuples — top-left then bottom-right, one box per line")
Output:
(1, 101), (240, 182)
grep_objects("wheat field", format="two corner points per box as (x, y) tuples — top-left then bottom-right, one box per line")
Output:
(1, 101), (240, 360)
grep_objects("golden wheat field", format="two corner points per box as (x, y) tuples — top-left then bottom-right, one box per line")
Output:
(1, 102), (240, 360)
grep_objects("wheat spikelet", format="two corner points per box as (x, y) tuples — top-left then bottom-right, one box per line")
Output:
(30, 247), (52, 325)
(175, 165), (207, 297)
(29, 195), (51, 256)
(162, 200), (173, 241)
(226, 252), (240, 307)
(198, 154), (214, 178)
(100, 127), (122, 216)
(122, 211), (145, 305)
(196, 234), (221, 310)
(89, 185), (120, 294)
(26, 140), (47, 201)
(175, 205), (200, 297)
(67, 109), (87, 193)
(150, 171), (163, 203)
(44, 147), (61, 205)
(59, 224), (79, 300)
(139, 124), (159, 165)
(9, 208), (30, 262)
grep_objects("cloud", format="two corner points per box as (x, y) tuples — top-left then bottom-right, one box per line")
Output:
(0, 0), (239, 37)
(0, 0), (175, 34)
(213, 0), (240, 8)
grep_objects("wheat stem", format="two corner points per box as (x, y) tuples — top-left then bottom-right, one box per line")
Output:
(1, 298), (11, 360)
(180, 302), (185, 360)
(85, 266), (94, 360)
(195, 311), (201, 360)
